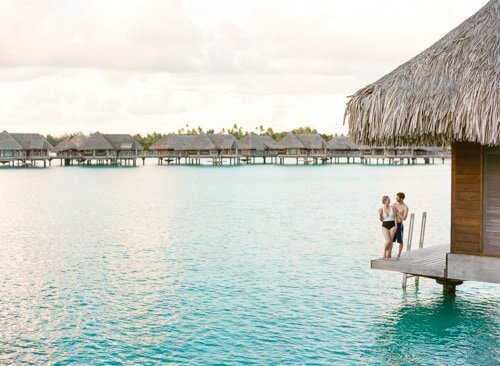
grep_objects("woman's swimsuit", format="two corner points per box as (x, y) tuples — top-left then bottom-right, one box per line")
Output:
(381, 207), (395, 229)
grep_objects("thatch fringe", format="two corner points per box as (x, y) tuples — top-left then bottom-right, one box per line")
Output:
(345, 0), (499, 147)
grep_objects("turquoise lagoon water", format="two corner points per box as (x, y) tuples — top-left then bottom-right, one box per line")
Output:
(0, 164), (498, 365)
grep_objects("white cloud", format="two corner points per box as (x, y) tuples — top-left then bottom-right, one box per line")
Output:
(0, 0), (489, 134)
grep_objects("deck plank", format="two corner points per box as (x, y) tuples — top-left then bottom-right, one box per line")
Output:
(371, 245), (449, 279)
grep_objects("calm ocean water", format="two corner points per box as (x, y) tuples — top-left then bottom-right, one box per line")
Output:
(0, 163), (498, 365)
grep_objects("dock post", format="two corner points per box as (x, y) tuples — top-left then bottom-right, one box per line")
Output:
(402, 213), (416, 289)
(414, 212), (427, 287)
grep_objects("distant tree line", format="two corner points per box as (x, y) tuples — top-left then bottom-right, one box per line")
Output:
(45, 125), (337, 150)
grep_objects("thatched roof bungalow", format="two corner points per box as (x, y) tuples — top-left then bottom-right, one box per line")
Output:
(208, 134), (242, 154)
(191, 133), (242, 155)
(277, 133), (328, 155)
(191, 133), (215, 155)
(239, 134), (279, 156)
(328, 135), (358, 151)
(149, 134), (194, 156)
(345, 0), (499, 284)
(56, 132), (143, 157)
(54, 136), (82, 157)
(0, 131), (53, 159)
(82, 133), (143, 156)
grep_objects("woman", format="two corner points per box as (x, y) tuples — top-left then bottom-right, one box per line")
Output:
(379, 195), (397, 259)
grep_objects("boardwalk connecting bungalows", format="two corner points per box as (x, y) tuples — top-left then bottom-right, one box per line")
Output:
(0, 131), (53, 167)
(277, 133), (328, 164)
(345, 0), (500, 292)
(55, 132), (143, 166)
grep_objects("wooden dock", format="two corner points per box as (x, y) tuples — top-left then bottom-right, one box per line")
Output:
(371, 244), (448, 279)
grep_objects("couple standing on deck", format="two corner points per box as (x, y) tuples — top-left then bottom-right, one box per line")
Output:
(379, 193), (409, 260)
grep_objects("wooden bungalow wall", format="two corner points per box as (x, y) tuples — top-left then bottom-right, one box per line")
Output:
(451, 142), (483, 255)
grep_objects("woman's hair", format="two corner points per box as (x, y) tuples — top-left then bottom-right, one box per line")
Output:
(381, 195), (390, 204)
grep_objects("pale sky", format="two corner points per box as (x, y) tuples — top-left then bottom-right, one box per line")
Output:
(0, 0), (488, 135)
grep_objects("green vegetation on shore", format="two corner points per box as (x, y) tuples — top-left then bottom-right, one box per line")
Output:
(45, 125), (336, 149)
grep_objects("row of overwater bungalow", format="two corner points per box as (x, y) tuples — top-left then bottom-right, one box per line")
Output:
(146, 132), (446, 165)
(0, 130), (448, 167)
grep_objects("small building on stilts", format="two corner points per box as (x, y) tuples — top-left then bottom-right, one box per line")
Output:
(189, 133), (241, 165)
(0, 131), (53, 167)
(56, 132), (143, 166)
(149, 134), (193, 165)
(276, 133), (328, 165)
(345, 0), (500, 292)
(238, 133), (279, 164)
(327, 135), (360, 164)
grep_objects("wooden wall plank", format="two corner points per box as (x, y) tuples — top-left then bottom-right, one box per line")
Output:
(454, 200), (481, 209)
(451, 142), (482, 255)
(484, 147), (500, 255)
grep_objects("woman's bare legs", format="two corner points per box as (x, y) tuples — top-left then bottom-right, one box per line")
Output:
(382, 227), (392, 259)
(387, 226), (397, 258)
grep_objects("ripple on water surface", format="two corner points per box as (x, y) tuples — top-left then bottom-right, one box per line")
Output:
(0, 164), (498, 365)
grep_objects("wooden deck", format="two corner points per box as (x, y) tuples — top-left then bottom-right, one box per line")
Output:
(371, 245), (449, 279)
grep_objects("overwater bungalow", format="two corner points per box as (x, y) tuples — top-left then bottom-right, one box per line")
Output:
(149, 134), (194, 164)
(54, 136), (82, 158)
(149, 134), (193, 156)
(327, 135), (360, 163)
(345, 0), (499, 291)
(238, 134), (279, 163)
(0, 131), (53, 167)
(188, 133), (242, 165)
(207, 134), (242, 156)
(277, 133), (328, 164)
(356, 144), (448, 165)
(56, 132), (143, 166)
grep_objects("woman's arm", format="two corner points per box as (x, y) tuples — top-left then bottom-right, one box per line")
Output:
(392, 205), (399, 223)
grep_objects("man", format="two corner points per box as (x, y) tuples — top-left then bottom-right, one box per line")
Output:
(393, 192), (409, 259)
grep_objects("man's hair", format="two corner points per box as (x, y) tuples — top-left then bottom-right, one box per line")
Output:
(397, 192), (405, 200)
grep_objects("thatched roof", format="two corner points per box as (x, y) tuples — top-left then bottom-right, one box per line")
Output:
(70, 134), (88, 148)
(192, 133), (215, 150)
(295, 134), (328, 149)
(239, 134), (267, 150)
(328, 135), (358, 150)
(78, 133), (143, 150)
(105, 134), (144, 150)
(208, 134), (242, 150)
(54, 138), (78, 152)
(277, 133), (305, 149)
(259, 135), (280, 150)
(79, 132), (114, 150)
(150, 134), (194, 151)
(345, 0), (500, 147)
(0, 130), (23, 150)
(10, 133), (53, 150)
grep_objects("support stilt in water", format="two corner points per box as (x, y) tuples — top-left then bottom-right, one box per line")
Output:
(436, 278), (463, 294)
